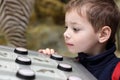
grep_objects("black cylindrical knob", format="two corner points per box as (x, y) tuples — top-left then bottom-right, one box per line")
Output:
(50, 54), (63, 61)
(57, 63), (72, 72)
(14, 47), (28, 55)
(16, 68), (35, 80)
(67, 76), (82, 80)
(15, 56), (31, 65)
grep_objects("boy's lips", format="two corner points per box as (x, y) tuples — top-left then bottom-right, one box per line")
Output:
(66, 43), (74, 46)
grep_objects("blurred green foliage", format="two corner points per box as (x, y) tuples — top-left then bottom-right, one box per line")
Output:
(34, 0), (65, 25)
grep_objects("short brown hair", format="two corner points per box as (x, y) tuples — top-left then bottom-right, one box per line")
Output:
(65, 0), (120, 47)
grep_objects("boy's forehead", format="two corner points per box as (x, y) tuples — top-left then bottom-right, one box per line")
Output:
(66, 5), (88, 18)
(65, 9), (92, 27)
(65, 9), (78, 24)
(65, 7), (88, 23)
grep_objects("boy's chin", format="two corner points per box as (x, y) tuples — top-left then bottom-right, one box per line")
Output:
(68, 50), (79, 54)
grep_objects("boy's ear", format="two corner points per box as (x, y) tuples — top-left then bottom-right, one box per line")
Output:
(98, 26), (111, 43)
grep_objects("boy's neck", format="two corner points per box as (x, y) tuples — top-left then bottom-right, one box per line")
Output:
(90, 43), (107, 56)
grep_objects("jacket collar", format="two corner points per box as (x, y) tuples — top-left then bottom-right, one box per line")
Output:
(77, 44), (116, 67)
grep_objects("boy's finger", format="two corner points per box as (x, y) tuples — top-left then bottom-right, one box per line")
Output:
(46, 48), (51, 55)
(38, 49), (43, 53)
(50, 49), (55, 54)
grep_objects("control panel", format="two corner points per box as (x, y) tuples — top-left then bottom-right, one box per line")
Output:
(0, 45), (97, 80)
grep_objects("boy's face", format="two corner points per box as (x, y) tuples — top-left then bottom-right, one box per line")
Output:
(64, 10), (100, 55)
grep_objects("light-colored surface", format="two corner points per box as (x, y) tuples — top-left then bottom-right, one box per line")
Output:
(0, 45), (97, 80)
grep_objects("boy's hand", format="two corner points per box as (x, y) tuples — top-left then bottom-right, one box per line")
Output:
(38, 48), (55, 55)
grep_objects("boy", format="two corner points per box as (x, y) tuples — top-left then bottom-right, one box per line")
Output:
(38, 0), (120, 80)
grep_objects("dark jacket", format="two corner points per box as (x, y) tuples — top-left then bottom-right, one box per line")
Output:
(77, 44), (120, 80)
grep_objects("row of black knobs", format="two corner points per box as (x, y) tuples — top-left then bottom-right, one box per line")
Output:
(14, 47), (81, 80)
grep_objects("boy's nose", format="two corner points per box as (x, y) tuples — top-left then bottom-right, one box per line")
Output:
(63, 31), (71, 39)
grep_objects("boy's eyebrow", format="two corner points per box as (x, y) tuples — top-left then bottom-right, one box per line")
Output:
(65, 21), (78, 25)
(70, 22), (78, 25)
(65, 21), (82, 26)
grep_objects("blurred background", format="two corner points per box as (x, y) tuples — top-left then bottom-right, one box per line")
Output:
(0, 0), (120, 57)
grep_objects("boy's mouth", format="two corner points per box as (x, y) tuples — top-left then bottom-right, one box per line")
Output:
(66, 43), (74, 46)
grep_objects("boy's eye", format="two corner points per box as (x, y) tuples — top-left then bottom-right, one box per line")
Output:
(73, 28), (80, 32)
(64, 26), (68, 30)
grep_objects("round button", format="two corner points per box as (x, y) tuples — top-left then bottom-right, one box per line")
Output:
(57, 63), (72, 72)
(67, 76), (82, 80)
(16, 68), (35, 80)
(50, 54), (63, 61)
(15, 56), (31, 65)
(14, 47), (28, 55)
